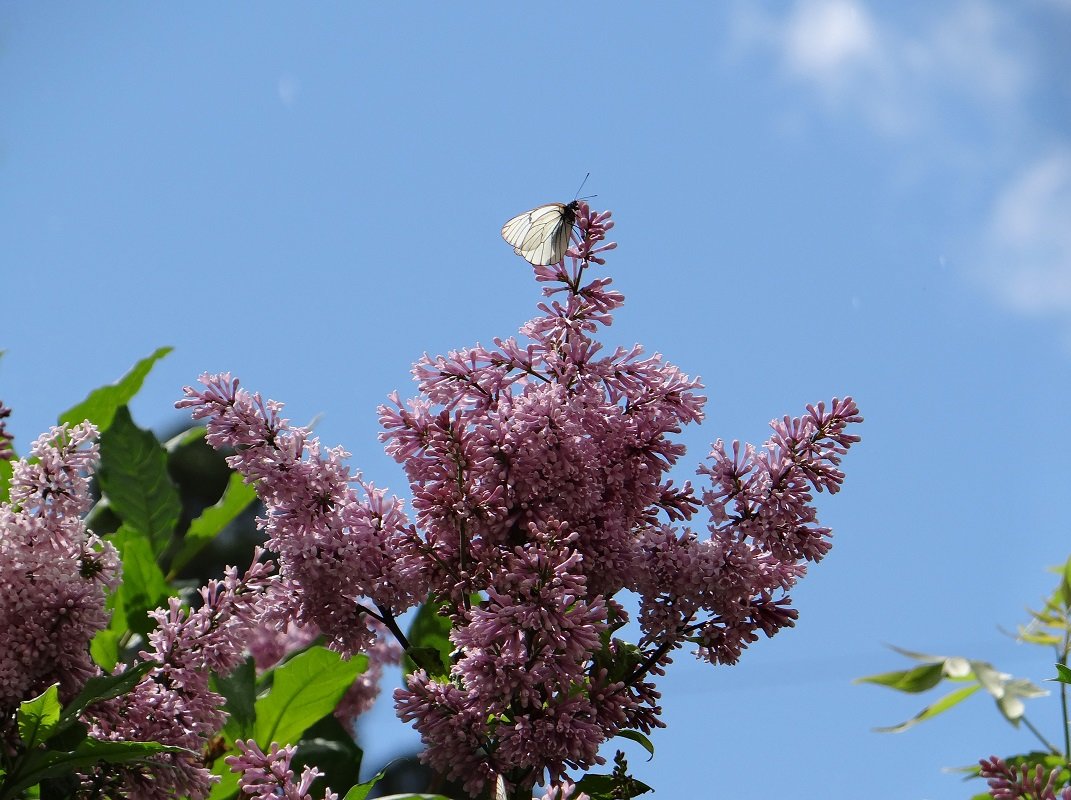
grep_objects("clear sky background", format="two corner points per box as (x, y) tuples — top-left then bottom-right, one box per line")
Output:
(3, 3), (1071, 798)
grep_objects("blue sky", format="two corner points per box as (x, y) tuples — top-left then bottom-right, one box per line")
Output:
(3, 3), (1070, 798)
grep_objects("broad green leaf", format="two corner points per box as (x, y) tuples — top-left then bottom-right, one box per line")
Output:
(854, 663), (945, 693)
(5, 738), (188, 796)
(59, 660), (155, 730)
(374, 796), (453, 800)
(58, 347), (172, 433)
(98, 407), (181, 555)
(616, 729), (654, 760)
(873, 684), (981, 733)
(291, 715), (363, 794)
(574, 774), (620, 798)
(89, 629), (121, 672)
(253, 646), (366, 747)
(107, 525), (173, 636)
(0, 456), (12, 504)
(206, 761), (241, 800)
(214, 658), (258, 742)
(18, 685), (61, 749)
(169, 472), (256, 576)
(1053, 663), (1071, 684)
(45, 721), (88, 752)
(404, 596), (454, 679)
(342, 768), (386, 800)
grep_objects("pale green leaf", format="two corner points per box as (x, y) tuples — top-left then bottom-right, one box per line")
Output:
(873, 684), (982, 733)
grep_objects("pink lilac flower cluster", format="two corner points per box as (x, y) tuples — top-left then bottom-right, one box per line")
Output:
(0, 423), (118, 719)
(179, 202), (861, 797)
(979, 756), (1071, 799)
(226, 740), (337, 800)
(634, 397), (862, 666)
(177, 379), (425, 658)
(384, 203), (860, 794)
(83, 552), (275, 799)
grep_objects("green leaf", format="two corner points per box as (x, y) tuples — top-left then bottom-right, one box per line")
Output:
(616, 730), (654, 761)
(214, 658), (258, 742)
(98, 407), (181, 555)
(574, 774), (620, 798)
(107, 525), (174, 636)
(404, 596), (454, 679)
(164, 426), (208, 450)
(18, 685), (61, 749)
(291, 715), (363, 795)
(169, 471), (256, 576)
(0, 456), (12, 504)
(1053, 663), (1071, 684)
(89, 629), (121, 672)
(341, 768), (387, 800)
(854, 663), (946, 693)
(4, 738), (189, 796)
(206, 761), (241, 800)
(873, 684), (982, 733)
(59, 660), (155, 730)
(373, 796), (453, 800)
(58, 347), (172, 433)
(1061, 555), (1071, 609)
(253, 646), (366, 747)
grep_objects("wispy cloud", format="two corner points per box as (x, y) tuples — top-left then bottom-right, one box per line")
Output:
(731, 1), (1071, 328)
(731, 0), (1031, 136)
(978, 149), (1071, 316)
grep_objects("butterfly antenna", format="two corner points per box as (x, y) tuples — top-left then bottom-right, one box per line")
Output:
(572, 172), (591, 201)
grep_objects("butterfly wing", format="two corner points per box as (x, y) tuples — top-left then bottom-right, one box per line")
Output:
(501, 203), (573, 265)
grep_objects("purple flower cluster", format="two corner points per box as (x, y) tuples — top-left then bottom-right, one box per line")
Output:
(84, 552), (274, 799)
(635, 398), (862, 666)
(177, 379), (424, 658)
(979, 756), (1071, 799)
(0, 423), (117, 717)
(226, 740), (337, 800)
(179, 202), (861, 796)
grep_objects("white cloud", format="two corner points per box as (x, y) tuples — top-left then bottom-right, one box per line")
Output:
(978, 150), (1071, 315)
(783, 0), (877, 79)
(732, 0), (1032, 137)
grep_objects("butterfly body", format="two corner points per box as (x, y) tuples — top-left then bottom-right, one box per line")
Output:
(501, 200), (579, 265)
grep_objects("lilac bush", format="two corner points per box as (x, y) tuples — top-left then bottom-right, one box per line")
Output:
(0, 424), (118, 713)
(179, 202), (862, 797)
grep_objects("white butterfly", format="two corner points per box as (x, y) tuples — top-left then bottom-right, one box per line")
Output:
(501, 200), (580, 266)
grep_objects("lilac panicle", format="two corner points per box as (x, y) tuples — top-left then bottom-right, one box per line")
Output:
(226, 740), (338, 800)
(385, 202), (859, 793)
(177, 375), (424, 656)
(634, 396), (864, 666)
(0, 423), (118, 714)
(178, 201), (861, 796)
(82, 551), (275, 799)
(979, 756), (1071, 799)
